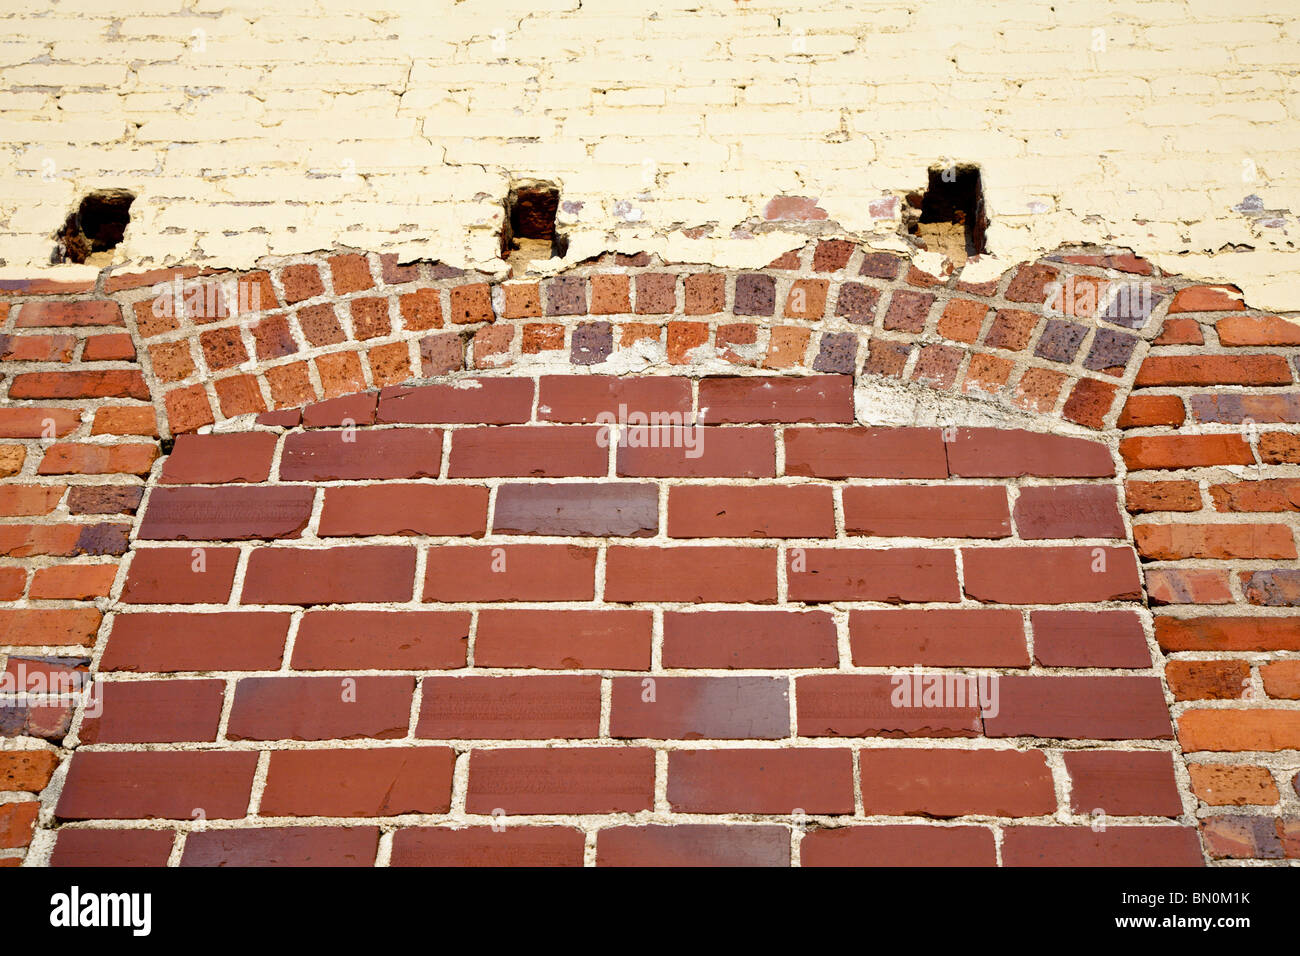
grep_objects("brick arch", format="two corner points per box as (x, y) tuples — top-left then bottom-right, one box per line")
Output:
(2, 244), (1299, 866)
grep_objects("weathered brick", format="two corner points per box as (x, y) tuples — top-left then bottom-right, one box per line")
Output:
(242, 546), (416, 605)
(227, 676), (414, 741)
(611, 676), (789, 739)
(279, 428), (442, 480)
(57, 751), (258, 820)
(292, 610), (468, 670)
(494, 482), (657, 536)
(668, 749), (853, 813)
(843, 485), (1009, 538)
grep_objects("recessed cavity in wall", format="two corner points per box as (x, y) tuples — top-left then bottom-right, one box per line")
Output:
(502, 180), (567, 276)
(52, 189), (135, 266)
(905, 165), (987, 267)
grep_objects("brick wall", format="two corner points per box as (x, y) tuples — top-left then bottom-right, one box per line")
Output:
(2, 1), (1298, 311)
(2, 241), (1299, 866)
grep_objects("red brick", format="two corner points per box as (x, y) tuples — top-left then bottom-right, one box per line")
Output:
(1136, 354), (1290, 386)
(521, 323), (564, 353)
(850, 608), (1029, 666)
(843, 485), (1009, 538)
(1010, 367), (1068, 414)
(1062, 377), (1119, 429)
(50, 829), (175, 867)
(139, 485), (314, 540)
(265, 361), (317, 408)
(181, 826), (380, 867)
(634, 273), (677, 314)
(292, 610), (468, 670)
(89, 406), (156, 438)
(9, 369), (149, 400)
(164, 384), (214, 433)
(962, 546), (1141, 603)
(1064, 751), (1182, 816)
(1154, 317), (1204, 344)
(1000, 826), (1203, 866)
(0, 608), (101, 645)
(302, 390), (377, 428)
(0, 801), (38, 849)
(423, 544), (595, 602)
(1216, 313), (1300, 346)
(378, 379), (534, 424)
(1118, 394), (1185, 428)
(801, 825), (995, 866)
(984, 308), (1038, 351)
(784, 427), (946, 478)
(797, 675), (982, 737)
(399, 288), (443, 330)
(417, 675), (601, 738)
(611, 676), (788, 739)
(448, 425), (605, 478)
(1212, 479), (1300, 512)
(617, 426), (776, 478)
(1179, 709), (1300, 751)
(1261, 660), (1300, 699)
(662, 610), (837, 669)
(948, 428), (1114, 477)
(14, 300), (123, 327)
(367, 340), (412, 385)
(328, 253), (374, 294)
(763, 326), (811, 368)
(260, 747), (454, 816)
(937, 298), (988, 343)
(1168, 284), (1245, 313)
(314, 350), (367, 398)
(668, 749), (853, 813)
(665, 321), (710, 364)
(1, 332), (75, 362)
(1124, 479), (1201, 513)
(160, 432), (277, 484)
(859, 749), (1055, 817)
(468, 748), (654, 814)
(537, 375), (690, 423)
(787, 548), (958, 602)
(37, 442), (157, 476)
(1146, 568), (1234, 605)
(29, 563), (117, 600)
(227, 675), (414, 740)
(783, 278), (828, 319)
(492, 482), (657, 537)
(475, 609), (651, 669)
(503, 282), (543, 319)
(120, 547), (239, 604)
(1033, 618), (1145, 672)
(1121, 434), (1254, 470)
(984, 676), (1172, 739)
(241, 546), (416, 604)
(1166, 660), (1250, 701)
(102, 612), (290, 671)
(1155, 615), (1300, 652)
(449, 282), (494, 324)
(668, 485), (834, 538)
(279, 428), (442, 480)
(391, 827), (585, 867)
(279, 263), (324, 304)
(0, 750), (58, 791)
(0, 407), (81, 438)
(698, 375), (853, 424)
(1013, 484), (1124, 539)
(1134, 523), (1295, 560)
(319, 484), (487, 537)
(598, 825), (790, 867)
(0, 565), (26, 599)
(56, 751), (258, 820)
(605, 545), (777, 602)
(198, 326), (248, 370)
(1187, 764), (1280, 806)
(80, 679), (225, 744)
(684, 273), (726, 315)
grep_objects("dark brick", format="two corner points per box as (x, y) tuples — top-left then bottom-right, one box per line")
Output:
(1034, 319), (1087, 363)
(883, 290), (933, 332)
(734, 274), (775, 316)
(812, 331), (858, 373)
(296, 304), (345, 346)
(545, 277), (587, 315)
(67, 486), (143, 515)
(834, 283), (880, 325)
(493, 483), (658, 536)
(571, 321), (613, 365)
(859, 252), (902, 279)
(138, 486), (315, 540)
(1084, 328), (1139, 373)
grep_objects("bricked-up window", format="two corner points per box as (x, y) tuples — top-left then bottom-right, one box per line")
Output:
(906, 165), (987, 266)
(502, 180), (567, 275)
(52, 189), (135, 265)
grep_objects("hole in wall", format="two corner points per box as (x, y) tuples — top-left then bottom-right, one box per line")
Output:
(904, 164), (986, 267)
(501, 179), (567, 276)
(51, 189), (136, 266)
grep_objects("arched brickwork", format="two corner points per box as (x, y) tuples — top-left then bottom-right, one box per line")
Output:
(2, 243), (1298, 865)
